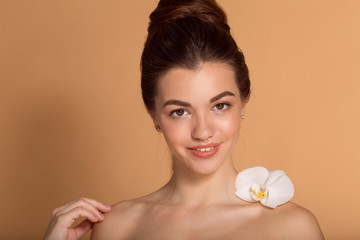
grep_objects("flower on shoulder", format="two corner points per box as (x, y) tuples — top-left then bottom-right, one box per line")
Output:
(234, 166), (294, 208)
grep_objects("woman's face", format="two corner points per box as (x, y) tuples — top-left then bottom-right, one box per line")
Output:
(153, 62), (244, 175)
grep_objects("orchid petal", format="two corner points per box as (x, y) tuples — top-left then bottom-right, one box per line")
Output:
(262, 172), (294, 208)
(234, 187), (255, 202)
(234, 167), (294, 208)
(265, 170), (287, 185)
(234, 167), (269, 202)
(235, 166), (269, 186)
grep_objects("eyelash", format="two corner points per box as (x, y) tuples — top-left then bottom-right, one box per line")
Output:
(169, 109), (190, 118)
(213, 102), (231, 111)
(169, 102), (231, 118)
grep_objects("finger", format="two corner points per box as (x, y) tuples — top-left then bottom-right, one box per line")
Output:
(52, 198), (110, 217)
(55, 198), (108, 220)
(78, 197), (111, 213)
(57, 206), (103, 229)
(52, 199), (78, 216)
(74, 219), (93, 237)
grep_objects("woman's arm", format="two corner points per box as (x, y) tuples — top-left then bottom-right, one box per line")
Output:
(43, 197), (111, 240)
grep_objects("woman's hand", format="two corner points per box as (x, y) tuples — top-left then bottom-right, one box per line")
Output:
(43, 197), (111, 240)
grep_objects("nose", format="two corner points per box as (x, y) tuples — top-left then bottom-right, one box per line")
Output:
(191, 112), (215, 141)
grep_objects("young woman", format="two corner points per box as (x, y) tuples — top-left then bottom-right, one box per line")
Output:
(44, 0), (324, 239)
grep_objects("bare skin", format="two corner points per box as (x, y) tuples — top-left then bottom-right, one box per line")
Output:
(90, 63), (324, 240)
(45, 63), (324, 239)
(43, 197), (111, 240)
(91, 182), (324, 240)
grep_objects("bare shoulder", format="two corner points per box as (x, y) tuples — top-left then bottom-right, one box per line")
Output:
(266, 201), (324, 239)
(91, 199), (147, 240)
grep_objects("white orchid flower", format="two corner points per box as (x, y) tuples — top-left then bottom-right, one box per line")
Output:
(234, 166), (294, 208)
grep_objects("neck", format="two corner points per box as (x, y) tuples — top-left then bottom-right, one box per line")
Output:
(162, 159), (238, 207)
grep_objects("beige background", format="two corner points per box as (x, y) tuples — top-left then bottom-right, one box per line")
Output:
(1, 0), (359, 239)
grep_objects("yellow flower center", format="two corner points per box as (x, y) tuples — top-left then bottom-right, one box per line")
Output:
(250, 184), (267, 200)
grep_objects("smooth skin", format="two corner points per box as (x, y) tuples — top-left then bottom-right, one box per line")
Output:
(91, 62), (324, 239)
(45, 62), (324, 239)
(43, 197), (111, 240)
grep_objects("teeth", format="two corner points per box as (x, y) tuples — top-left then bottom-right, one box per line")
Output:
(196, 147), (214, 152)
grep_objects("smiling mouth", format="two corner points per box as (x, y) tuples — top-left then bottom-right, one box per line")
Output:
(194, 147), (215, 152)
(187, 143), (220, 159)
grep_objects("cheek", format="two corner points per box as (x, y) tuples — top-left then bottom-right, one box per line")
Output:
(215, 113), (241, 139)
(161, 120), (190, 148)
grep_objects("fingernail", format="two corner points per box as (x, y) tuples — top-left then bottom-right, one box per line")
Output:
(103, 203), (111, 209)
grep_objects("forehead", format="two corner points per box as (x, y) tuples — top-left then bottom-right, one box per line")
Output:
(156, 62), (239, 103)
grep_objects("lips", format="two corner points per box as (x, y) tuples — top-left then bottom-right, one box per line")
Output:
(187, 143), (221, 159)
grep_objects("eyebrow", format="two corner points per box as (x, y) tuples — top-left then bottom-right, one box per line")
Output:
(209, 91), (235, 103)
(162, 99), (191, 108)
(162, 91), (235, 108)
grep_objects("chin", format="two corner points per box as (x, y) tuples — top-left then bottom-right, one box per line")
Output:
(183, 153), (228, 176)
(188, 164), (219, 176)
(172, 142), (233, 175)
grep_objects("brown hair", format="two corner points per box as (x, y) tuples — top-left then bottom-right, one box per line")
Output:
(141, 0), (251, 112)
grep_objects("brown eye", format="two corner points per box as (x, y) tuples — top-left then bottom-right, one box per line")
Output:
(215, 103), (225, 110)
(175, 109), (185, 116)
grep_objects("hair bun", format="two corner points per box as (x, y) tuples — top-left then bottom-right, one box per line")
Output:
(141, 0), (250, 112)
(148, 0), (230, 34)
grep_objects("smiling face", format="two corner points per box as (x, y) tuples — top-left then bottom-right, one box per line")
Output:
(152, 62), (244, 175)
